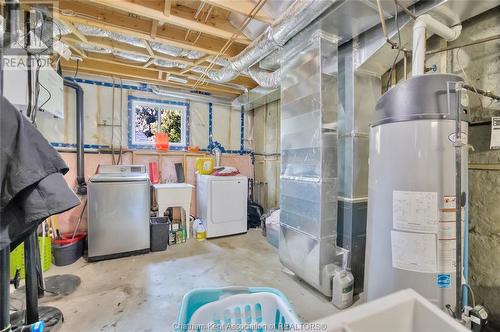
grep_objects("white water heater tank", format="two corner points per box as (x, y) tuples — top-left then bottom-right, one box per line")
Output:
(364, 74), (468, 310)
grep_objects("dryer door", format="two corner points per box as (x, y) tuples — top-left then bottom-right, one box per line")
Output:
(210, 178), (247, 225)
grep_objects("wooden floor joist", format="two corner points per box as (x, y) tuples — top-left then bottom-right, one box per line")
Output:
(61, 58), (243, 96)
(23, 0), (270, 94)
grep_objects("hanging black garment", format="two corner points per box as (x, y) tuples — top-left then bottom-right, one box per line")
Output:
(0, 96), (80, 250)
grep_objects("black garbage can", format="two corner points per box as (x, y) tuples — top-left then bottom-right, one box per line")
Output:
(150, 217), (170, 252)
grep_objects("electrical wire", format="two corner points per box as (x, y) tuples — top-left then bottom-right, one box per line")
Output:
(463, 283), (476, 307)
(30, 56), (42, 124)
(456, 48), (485, 113)
(385, 1), (402, 91)
(73, 58), (80, 78)
(38, 80), (52, 109)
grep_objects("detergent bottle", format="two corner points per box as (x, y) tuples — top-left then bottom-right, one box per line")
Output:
(195, 219), (207, 241)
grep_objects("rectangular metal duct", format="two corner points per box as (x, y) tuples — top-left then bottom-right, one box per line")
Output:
(279, 30), (341, 297)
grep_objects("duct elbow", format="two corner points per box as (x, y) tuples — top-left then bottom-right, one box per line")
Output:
(414, 14), (461, 41)
(412, 14), (461, 76)
(248, 66), (281, 89)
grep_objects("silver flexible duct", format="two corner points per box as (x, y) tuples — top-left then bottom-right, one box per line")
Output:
(247, 65), (280, 88)
(150, 85), (235, 105)
(113, 50), (150, 62)
(205, 0), (335, 83)
(154, 58), (187, 69)
(259, 49), (281, 71)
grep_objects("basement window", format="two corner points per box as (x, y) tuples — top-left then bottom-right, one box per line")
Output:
(128, 96), (189, 149)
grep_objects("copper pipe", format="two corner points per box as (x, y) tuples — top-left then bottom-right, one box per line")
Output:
(462, 84), (500, 101)
(426, 34), (500, 55)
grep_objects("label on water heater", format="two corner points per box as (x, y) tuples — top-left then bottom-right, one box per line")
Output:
(491, 117), (500, 149)
(437, 274), (451, 288)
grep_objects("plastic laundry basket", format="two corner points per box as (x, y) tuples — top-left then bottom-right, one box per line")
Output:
(10, 236), (51, 279)
(176, 287), (300, 331)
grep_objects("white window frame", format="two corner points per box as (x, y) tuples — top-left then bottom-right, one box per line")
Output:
(130, 99), (188, 148)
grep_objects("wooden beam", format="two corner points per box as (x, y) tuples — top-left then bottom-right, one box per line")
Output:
(64, 51), (255, 90)
(62, 36), (193, 66)
(164, 0), (171, 16)
(55, 2), (245, 57)
(60, 58), (241, 96)
(144, 40), (155, 57)
(59, 20), (88, 43)
(151, 20), (158, 39)
(86, 0), (250, 44)
(67, 43), (87, 59)
(144, 58), (155, 68)
(59, 52), (254, 92)
(204, 0), (273, 24)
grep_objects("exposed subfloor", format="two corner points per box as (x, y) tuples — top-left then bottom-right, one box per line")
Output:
(28, 229), (340, 331)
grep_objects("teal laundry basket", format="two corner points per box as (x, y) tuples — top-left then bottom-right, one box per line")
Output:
(176, 286), (300, 331)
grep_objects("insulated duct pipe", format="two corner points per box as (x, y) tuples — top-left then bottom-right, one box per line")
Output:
(247, 66), (281, 88)
(150, 85), (236, 105)
(206, 0), (336, 83)
(412, 14), (461, 76)
(64, 79), (86, 195)
(6, 0), (20, 47)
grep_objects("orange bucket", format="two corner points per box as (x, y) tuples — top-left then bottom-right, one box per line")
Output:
(155, 132), (169, 151)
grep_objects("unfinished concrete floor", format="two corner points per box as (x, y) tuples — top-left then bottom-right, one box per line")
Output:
(37, 229), (339, 331)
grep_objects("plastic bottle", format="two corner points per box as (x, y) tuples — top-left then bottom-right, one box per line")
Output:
(195, 220), (207, 241)
(332, 270), (354, 309)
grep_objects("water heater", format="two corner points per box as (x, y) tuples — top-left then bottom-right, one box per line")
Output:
(364, 74), (468, 310)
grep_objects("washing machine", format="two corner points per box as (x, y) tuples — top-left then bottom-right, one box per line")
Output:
(196, 174), (248, 238)
(88, 165), (150, 261)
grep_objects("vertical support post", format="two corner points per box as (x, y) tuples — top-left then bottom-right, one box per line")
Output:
(463, 162), (469, 306)
(35, 239), (44, 298)
(454, 84), (463, 319)
(24, 231), (39, 324)
(0, 248), (10, 331)
(185, 103), (190, 148)
(208, 102), (213, 146)
(240, 105), (244, 154)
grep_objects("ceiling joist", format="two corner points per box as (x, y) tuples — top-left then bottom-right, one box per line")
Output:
(86, 0), (250, 44)
(204, 0), (273, 24)
(62, 36), (194, 66)
(55, 1), (245, 57)
(164, 0), (171, 16)
(61, 57), (243, 96)
(25, 0), (261, 93)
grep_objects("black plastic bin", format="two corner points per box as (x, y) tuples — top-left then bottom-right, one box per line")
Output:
(52, 233), (86, 266)
(150, 217), (170, 252)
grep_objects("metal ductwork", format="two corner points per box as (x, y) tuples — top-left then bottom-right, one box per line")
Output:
(247, 66), (280, 89)
(205, 0), (336, 83)
(150, 85), (235, 105)
(64, 79), (86, 195)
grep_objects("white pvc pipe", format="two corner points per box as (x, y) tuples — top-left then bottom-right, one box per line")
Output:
(412, 14), (461, 76)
